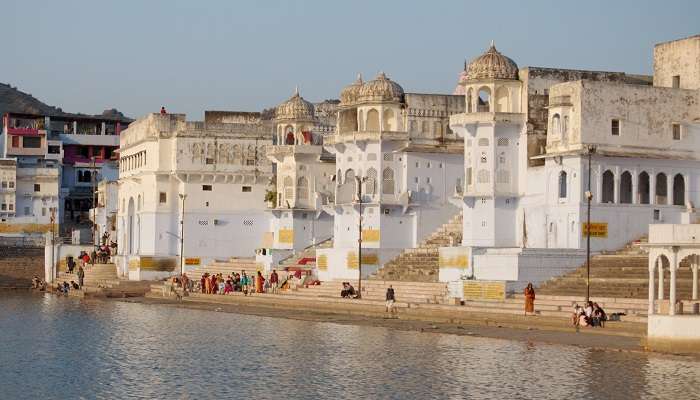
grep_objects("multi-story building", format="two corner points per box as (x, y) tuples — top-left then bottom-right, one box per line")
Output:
(317, 72), (465, 280)
(261, 90), (337, 267)
(0, 111), (130, 238)
(441, 36), (700, 291)
(0, 113), (60, 233)
(114, 111), (273, 280)
(89, 179), (119, 245)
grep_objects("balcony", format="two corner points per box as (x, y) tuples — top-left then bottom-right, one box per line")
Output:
(266, 145), (322, 163)
(449, 112), (525, 128)
(7, 127), (41, 136)
(328, 130), (408, 145)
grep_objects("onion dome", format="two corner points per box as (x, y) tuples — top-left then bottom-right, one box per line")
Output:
(340, 73), (364, 105)
(276, 87), (315, 120)
(357, 72), (404, 103)
(465, 42), (518, 81)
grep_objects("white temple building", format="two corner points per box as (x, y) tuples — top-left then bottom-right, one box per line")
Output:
(113, 112), (272, 280)
(440, 35), (700, 292)
(317, 72), (465, 280)
(259, 90), (337, 268)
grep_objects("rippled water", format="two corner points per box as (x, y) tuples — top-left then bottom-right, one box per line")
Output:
(1, 293), (699, 400)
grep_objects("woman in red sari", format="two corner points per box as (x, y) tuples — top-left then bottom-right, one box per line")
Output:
(524, 282), (535, 315)
(211, 274), (218, 294)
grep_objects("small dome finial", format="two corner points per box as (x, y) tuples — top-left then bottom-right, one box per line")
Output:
(357, 73), (363, 83)
(464, 59), (467, 71)
(294, 85), (299, 96)
(490, 39), (495, 48)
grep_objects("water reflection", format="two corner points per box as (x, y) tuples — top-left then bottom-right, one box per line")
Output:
(0, 292), (699, 400)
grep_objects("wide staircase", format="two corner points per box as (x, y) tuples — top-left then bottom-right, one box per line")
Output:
(287, 280), (449, 304)
(55, 263), (152, 297)
(0, 246), (44, 289)
(537, 236), (697, 299)
(370, 211), (463, 282)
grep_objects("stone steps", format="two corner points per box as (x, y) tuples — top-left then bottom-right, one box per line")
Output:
(370, 211), (462, 282)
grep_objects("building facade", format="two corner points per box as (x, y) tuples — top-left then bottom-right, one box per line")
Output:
(441, 36), (700, 292)
(318, 73), (466, 280)
(260, 90), (337, 268)
(114, 112), (273, 279)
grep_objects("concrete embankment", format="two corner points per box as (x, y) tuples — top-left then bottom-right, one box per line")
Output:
(127, 289), (658, 354)
(0, 246), (44, 289)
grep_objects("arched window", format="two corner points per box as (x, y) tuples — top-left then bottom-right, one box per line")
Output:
(602, 170), (614, 203)
(466, 88), (473, 113)
(620, 171), (632, 204)
(345, 169), (356, 196)
(296, 177), (309, 201)
(358, 110), (364, 131)
(382, 167), (395, 195)
(365, 168), (377, 196)
(383, 109), (394, 131)
(673, 174), (685, 206)
(558, 171), (567, 199)
(366, 109), (379, 131)
(551, 114), (561, 136)
(638, 171), (650, 204)
(656, 173), (668, 204)
(477, 87), (491, 112)
(285, 132), (295, 145)
(495, 86), (509, 112)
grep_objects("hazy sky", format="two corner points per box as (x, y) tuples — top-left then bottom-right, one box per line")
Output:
(3, 0), (699, 119)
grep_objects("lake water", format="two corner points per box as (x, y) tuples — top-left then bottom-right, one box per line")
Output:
(1, 292), (699, 400)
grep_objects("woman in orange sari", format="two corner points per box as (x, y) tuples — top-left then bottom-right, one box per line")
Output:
(524, 282), (535, 315)
(255, 271), (265, 293)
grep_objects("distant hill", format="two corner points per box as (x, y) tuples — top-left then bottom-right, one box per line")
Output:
(0, 82), (131, 130)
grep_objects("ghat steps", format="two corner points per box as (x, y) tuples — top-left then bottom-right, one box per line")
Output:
(370, 211), (463, 282)
(538, 237), (699, 299)
(54, 263), (152, 297)
(277, 237), (333, 271)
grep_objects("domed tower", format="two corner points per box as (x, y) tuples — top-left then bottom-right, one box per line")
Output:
(450, 42), (525, 248)
(274, 88), (316, 145)
(355, 72), (405, 133)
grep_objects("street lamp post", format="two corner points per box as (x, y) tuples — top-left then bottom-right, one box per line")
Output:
(356, 176), (367, 299)
(91, 156), (97, 266)
(585, 145), (596, 303)
(50, 207), (56, 282)
(179, 193), (187, 276)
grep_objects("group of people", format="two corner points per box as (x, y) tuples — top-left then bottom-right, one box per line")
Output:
(171, 270), (282, 296)
(55, 280), (81, 294)
(31, 276), (46, 291)
(572, 301), (607, 327)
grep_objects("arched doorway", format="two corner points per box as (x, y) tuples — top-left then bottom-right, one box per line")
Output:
(673, 174), (685, 206)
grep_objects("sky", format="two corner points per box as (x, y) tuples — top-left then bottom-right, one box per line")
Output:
(2, 0), (699, 119)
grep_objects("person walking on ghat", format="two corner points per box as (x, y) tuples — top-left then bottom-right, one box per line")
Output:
(77, 265), (85, 289)
(524, 282), (535, 316)
(385, 285), (396, 315)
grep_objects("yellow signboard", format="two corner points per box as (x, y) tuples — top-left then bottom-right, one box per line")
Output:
(317, 254), (328, 271)
(278, 229), (294, 244)
(439, 255), (469, 269)
(582, 222), (608, 238)
(185, 258), (201, 265)
(463, 281), (506, 301)
(361, 229), (380, 243)
(346, 252), (379, 269)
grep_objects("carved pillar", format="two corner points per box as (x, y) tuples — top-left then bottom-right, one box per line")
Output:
(693, 257), (698, 301)
(648, 256), (656, 315)
(669, 248), (677, 316)
(632, 169), (638, 205)
(650, 172), (656, 205)
(658, 257), (664, 300)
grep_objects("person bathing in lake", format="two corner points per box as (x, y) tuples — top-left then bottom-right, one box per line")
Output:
(524, 283), (535, 316)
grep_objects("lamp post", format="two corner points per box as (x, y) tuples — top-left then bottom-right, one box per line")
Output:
(179, 193), (187, 276)
(50, 207), (56, 282)
(91, 156), (97, 266)
(355, 175), (367, 299)
(585, 145), (596, 303)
